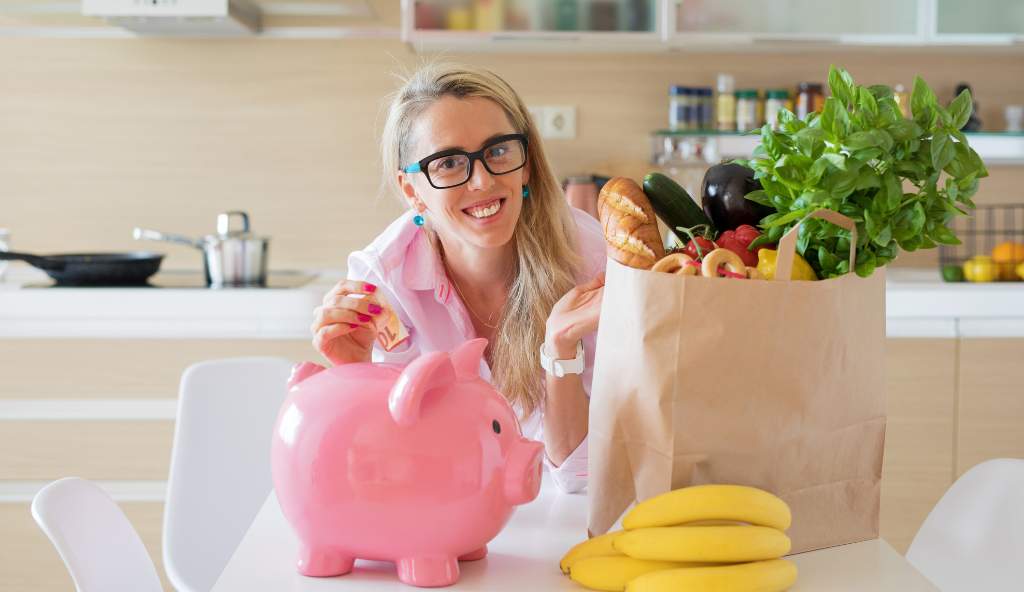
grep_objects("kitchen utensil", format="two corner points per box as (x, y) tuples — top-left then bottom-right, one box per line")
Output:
(0, 250), (164, 286)
(0, 229), (9, 281)
(134, 211), (269, 287)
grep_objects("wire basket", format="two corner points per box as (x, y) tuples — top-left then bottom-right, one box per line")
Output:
(938, 204), (1024, 281)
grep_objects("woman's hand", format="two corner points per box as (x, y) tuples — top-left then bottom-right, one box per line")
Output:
(545, 272), (606, 359)
(311, 280), (382, 365)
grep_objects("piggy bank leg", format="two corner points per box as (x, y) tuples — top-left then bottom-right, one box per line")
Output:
(396, 556), (459, 587)
(458, 546), (488, 561)
(297, 545), (354, 577)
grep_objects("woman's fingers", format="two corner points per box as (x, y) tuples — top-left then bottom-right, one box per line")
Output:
(312, 322), (355, 351)
(322, 280), (378, 305)
(311, 305), (378, 334)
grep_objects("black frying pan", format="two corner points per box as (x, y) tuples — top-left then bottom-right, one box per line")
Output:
(0, 251), (165, 286)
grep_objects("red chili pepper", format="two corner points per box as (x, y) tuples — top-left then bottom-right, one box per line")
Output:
(716, 224), (772, 267)
(683, 236), (717, 261)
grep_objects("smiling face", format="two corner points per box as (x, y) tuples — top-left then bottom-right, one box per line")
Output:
(398, 96), (528, 252)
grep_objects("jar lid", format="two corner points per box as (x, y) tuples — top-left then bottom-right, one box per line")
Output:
(735, 89), (759, 98)
(670, 85), (690, 95)
(766, 89), (790, 99)
(798, 82), (824, 91)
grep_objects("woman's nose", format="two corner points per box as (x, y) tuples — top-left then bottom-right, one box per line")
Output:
(466, 160), (495, 191)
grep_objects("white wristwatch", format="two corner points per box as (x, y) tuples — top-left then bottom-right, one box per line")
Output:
(539, 340), (585, 378)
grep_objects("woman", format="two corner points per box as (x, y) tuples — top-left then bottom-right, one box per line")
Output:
(310, 63), (606, 493)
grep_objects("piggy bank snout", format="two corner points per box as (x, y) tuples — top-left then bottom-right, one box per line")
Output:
(504, 439), (544, 506)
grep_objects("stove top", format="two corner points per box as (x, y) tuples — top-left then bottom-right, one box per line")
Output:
(23, 269), (320, 289)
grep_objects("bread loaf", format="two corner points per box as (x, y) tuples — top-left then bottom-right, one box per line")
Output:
(597, 177), (665, 269)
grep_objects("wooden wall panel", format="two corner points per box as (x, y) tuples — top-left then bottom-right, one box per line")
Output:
(0, 339), (314, 398)
(1, 40), (1021, 272)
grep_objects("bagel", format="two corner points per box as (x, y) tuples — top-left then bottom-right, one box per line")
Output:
(652, 252), (699, 276)
(701, 248), (746, 278)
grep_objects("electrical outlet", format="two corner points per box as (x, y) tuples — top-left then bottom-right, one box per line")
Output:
(543, 105), (576, 140)
(527, 106), (548, 136)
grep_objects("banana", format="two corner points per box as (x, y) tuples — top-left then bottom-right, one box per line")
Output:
(560, 531), (624, 575)
(614, 525), (791, 563)
(569, 555), (700, 592)
(626, 559), (798, 592)
(623, 484), (791, 531)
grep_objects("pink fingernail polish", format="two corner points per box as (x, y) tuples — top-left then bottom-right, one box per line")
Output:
(364, 283), (377, 293)
(358, 314), (372, 322)
(346, 323), (358, 328)
(368, 304), (383, 315)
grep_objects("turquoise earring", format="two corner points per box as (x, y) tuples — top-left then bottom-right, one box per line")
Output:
(413, 213), (425, 227)
(522, 185), (530, 199)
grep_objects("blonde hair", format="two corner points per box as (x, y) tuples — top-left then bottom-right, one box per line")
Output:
(380, 63), (581, 418)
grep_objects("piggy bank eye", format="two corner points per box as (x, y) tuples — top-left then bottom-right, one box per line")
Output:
(492, 420), (501, 434)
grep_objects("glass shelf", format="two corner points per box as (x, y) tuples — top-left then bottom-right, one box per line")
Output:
(650, 130), (1024, 165)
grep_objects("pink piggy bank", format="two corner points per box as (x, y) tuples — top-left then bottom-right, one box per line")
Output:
(271, 338), (544, 587)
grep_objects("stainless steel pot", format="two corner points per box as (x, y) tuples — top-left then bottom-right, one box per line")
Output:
(133, 211), (269, 287)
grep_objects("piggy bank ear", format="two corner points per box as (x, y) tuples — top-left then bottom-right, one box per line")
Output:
(287, 362), (326, 390)
(388, 352), (456, 427)
(450, 338), (488, 379)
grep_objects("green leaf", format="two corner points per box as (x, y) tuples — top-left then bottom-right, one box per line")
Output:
(889, 119), (923, 142)
(820, 153), (847, 170)
(828, 65), (855, 107)
(874, 224), (893, 247)
(929, 224), (961, 245)
(858, 86), (879, 120)
(883, 173), (902, 212)
(911, 76), (938, 121)
(846, 129), (893, 151)
(763, 208), (809, 229)
(931, 130), (956, 171)
(745, 189), (772, 207)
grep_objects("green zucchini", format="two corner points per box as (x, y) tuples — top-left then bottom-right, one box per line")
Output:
(642, 172), (715, 240)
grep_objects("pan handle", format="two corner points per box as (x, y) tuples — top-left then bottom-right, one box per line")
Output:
(133, 228), (202, 249)
(0, 250), (67, 271)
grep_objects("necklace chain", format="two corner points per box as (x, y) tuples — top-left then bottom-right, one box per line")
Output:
(441, 255), (501, 330)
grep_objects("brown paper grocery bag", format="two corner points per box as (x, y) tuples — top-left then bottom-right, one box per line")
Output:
(588, 209), (886, 554)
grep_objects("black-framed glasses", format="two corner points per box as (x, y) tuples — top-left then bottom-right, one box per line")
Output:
(401, 133), (528, 190)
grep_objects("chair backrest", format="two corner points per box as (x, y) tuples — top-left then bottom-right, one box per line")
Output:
(163, 356), (294, 592)
(906, 458), (1024, 591)
(31, 477), (163, 592)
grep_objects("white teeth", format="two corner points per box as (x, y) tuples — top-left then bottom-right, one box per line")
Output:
(467, 200), (502, 219)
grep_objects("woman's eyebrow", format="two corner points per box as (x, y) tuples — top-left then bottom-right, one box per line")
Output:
(431, 132), (515, 154)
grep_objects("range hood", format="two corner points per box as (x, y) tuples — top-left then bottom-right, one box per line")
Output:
(81, 0), (262, 36)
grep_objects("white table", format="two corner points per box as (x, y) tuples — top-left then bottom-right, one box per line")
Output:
(213, 473), (937, 591)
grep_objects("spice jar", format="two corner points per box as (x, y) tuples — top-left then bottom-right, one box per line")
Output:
(796, 82), (825, 119)
(716, 73), (736, 132)
(764, 89), (789, 129)
(735, 89), (760, 132)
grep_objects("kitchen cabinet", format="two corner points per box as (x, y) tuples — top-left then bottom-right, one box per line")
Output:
(881, 339), (957, 554)
(403, 0), (664, 53)
(956, 339), (1024, 477)
(936, 0), (1024, 41)
(670, 0), (920, 42)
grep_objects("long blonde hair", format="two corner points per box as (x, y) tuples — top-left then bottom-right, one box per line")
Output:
(380, 63), (581, 418)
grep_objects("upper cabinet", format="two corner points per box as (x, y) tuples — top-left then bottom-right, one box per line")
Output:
(403, 0), (663, 52)
(670, 0), (920, 43)
(401, 0), (1024, 52)
(934, 0), (1024, 43)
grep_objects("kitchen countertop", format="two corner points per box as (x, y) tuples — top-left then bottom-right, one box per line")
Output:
(1, 265), (1022, 339)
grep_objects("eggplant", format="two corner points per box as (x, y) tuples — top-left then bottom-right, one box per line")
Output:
(701, 163), (774, 232)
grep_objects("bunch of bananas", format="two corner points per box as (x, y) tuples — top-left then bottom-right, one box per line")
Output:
(560, 484), (797, 592)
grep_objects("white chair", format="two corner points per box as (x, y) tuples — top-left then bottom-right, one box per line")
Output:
(163, 357), (294, 592)
(906, 458), (1024, 591)
(31, 477), (163, 592)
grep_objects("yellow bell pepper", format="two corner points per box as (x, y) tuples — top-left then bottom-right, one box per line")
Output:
(756, 249), (818, 281)
(963, 256), (997, 283)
